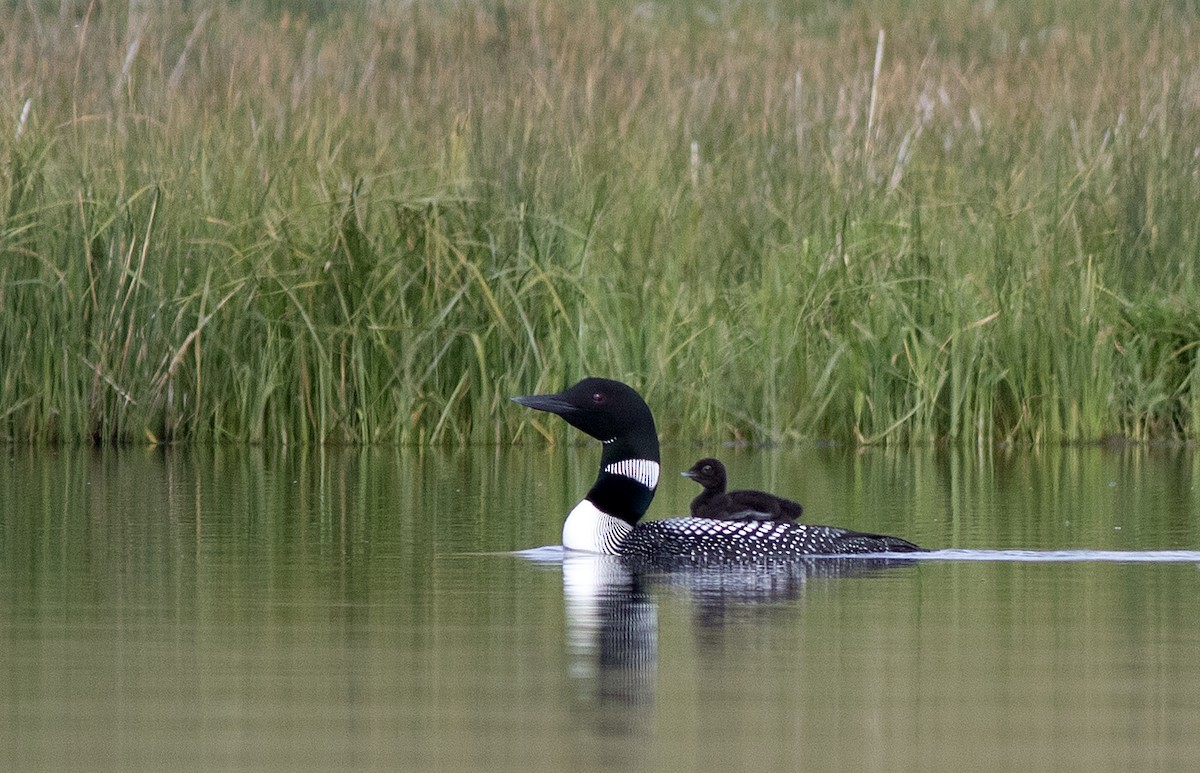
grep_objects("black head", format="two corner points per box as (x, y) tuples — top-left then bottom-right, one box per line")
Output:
(681, 457), (727, 492)
(512, 377), (659, 462)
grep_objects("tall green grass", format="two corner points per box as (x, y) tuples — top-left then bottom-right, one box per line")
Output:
(2, 0), (1199, 445)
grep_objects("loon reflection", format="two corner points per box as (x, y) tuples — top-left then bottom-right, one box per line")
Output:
(558, 552), (916, 715)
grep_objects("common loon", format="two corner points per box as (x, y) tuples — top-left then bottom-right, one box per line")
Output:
(682, 457), (805, 523)
(513, 377), (923, 559)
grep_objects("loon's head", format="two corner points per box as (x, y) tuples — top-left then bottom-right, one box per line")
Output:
(681, 457), (727, 494)
(512, 377), (659, 465)
(513, 378), (661, 549)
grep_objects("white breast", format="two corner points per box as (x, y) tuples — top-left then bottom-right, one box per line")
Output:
(562, 499), (633, 554)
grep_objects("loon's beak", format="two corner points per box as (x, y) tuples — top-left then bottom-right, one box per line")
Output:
(680, 470), (697, 479)
(511, 392), (575, 416)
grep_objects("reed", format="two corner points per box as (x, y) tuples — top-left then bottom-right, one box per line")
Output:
(1, 0), (1198, 445)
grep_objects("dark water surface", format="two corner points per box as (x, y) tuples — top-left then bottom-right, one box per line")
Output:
(2, 444), (1199, 772)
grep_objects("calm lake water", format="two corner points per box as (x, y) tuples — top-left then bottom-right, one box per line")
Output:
(2, 444), (1199, 772)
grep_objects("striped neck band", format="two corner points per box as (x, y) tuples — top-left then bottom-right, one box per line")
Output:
(603, 459), (660, 490)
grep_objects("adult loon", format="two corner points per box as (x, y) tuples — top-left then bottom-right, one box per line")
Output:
(512, 377), (923, 559)
(682, 457), (805, 523)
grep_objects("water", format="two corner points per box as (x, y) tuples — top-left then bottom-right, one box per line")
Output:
(2, 444), (1199, 772)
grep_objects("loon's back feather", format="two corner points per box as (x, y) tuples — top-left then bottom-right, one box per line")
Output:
(617, 516), (922, 560)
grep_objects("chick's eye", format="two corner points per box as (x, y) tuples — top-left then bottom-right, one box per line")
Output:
(592, 392), (606, 405)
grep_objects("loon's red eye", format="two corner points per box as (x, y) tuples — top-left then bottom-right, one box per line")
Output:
(592, 392), (606, 405)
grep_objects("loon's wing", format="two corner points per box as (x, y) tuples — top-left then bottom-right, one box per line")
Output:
(730, 490), (804, 523)
(722, 508), (779, 522)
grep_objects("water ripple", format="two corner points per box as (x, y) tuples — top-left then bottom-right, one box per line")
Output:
(915, 549), (1200, 563)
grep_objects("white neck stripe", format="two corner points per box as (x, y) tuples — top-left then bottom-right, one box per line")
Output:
(603, 459), (660, 490)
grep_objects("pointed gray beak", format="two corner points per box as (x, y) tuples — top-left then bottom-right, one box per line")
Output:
(511, 393), (575, 416)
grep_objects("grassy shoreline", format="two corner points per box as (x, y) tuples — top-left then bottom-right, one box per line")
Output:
(2, 1), (1199, 446)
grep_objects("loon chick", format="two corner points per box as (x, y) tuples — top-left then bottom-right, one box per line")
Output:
(512, 377), (923, 559)
(682, 457), (804, 523)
